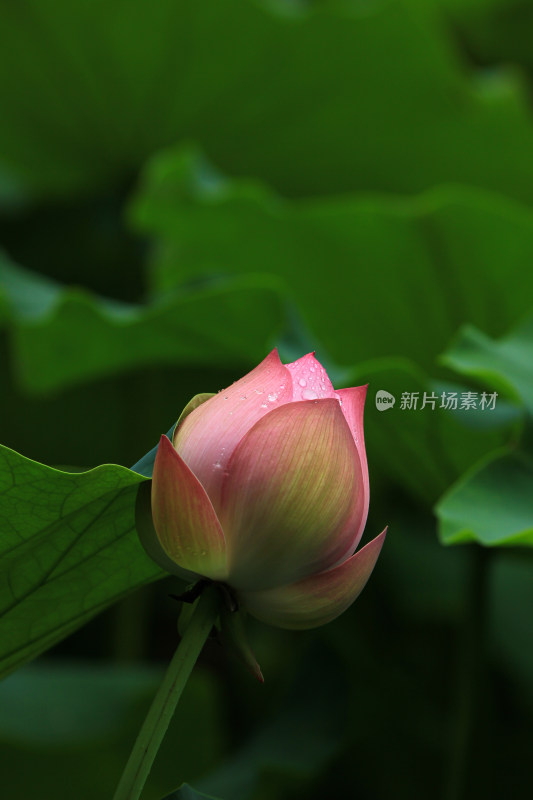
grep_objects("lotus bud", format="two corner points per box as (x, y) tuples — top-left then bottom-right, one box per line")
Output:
(147, 350), (386, 630)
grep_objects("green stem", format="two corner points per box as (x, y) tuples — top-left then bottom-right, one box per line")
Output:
(444, 546), (489, 800)
(112, 585), (220, 800)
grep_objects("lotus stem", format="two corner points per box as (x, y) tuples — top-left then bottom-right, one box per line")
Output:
(112, 584), (220, 800)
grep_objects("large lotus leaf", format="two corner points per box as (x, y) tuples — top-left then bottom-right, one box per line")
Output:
(131, 150), (533, 371)
(2, 1), (533, 199)
(437, 315), (533, 545)
(0, 662), (225, 799)
(436, 449), (533, 546)
(0, 662), (162, 746)
(0, 253), (283, 393)
(0, 443), (164, 678)
(441, 313), (533, 417)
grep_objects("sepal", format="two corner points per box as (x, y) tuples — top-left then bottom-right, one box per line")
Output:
(219, 606), (264, 683)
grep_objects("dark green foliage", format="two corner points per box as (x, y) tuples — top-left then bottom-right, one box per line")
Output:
(0, 1), (532, 799)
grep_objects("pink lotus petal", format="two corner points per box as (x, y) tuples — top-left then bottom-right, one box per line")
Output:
(218, 398), (366, 591)
(136, 482), (201, 584)
(285, 352), (337, 401)
(174, 349), (292, 514)
(240, 528), (387, 629)
(336, 385), (369, 547)
(152, 435), (227, 580)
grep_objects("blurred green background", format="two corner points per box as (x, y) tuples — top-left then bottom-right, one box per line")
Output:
(1, 1), (532, 798)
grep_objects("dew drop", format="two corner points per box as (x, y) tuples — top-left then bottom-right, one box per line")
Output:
(302, 388), (318, 400)
(298, 378), (307, 387)
(267, 392), (278, 402)
(260, 402), (268, 409)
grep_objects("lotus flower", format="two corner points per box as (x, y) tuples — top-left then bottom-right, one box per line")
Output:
(149, 350), (386, 630)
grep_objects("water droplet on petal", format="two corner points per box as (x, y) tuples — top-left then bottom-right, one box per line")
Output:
(260, 402), (268, 408)
(302, 388), (318, 400)
(267, 392), (278, 402)
(298, 378), (307, 387)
